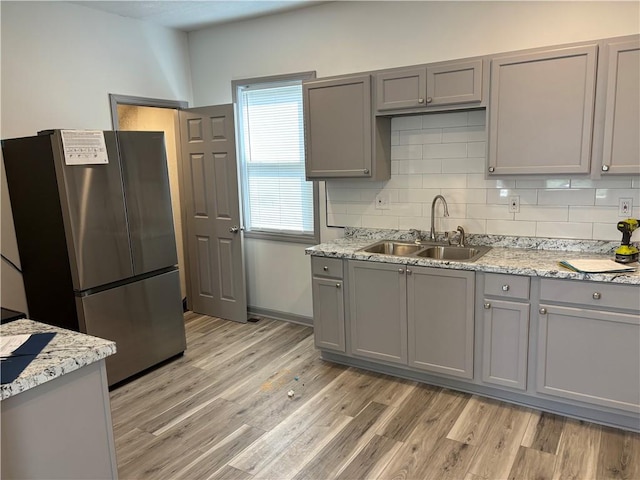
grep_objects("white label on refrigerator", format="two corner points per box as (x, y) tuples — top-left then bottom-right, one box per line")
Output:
(61, 130), (109, 165)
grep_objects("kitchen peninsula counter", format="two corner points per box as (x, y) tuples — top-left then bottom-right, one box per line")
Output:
(306, 234), (640, 285)
(1, 319), (118, 479)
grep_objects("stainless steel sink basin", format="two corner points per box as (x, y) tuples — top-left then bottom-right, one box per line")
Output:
(416, 245), (491, 262)
(359, 240), (491, 262)
(361, 240), (423, 256)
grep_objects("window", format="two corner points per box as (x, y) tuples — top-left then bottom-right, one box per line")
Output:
(234, 72), (318, 243)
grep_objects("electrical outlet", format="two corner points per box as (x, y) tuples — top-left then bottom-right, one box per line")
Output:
(508, 195), (520, 213)
(619, 198), (633, 217)
(375, 192), (390, 210)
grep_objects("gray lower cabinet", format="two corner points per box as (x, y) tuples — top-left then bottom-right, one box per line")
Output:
(481, 273), (530, 391)
(488, 43), (598, 175)
(311, 257), (345, 352)
(536, 279), (640, 414)
(348, 260), (408, 364)
(598, 36), (640, 175)
(407, 266), (475, 379)
(303, 74), (390, 180)
(375, 59), (483, 113)
(348, 260), (474, 377)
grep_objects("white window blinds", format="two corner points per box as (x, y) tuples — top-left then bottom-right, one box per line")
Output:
(236, 80), (314, 237)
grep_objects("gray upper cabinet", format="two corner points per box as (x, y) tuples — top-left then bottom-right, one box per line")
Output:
(597, 36), (640, 175)
(407, 266), (475, 379)
(488, 43), (598, 175)
(375, 59), (484, 113)
(303, 74), (390, 180)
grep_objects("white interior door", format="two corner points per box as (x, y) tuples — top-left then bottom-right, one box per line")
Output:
(179, 105), (247, 322)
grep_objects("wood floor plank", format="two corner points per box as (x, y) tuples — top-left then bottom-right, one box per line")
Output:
(446, 395), (502, 446)
(379, 383), (440, 442)
(292, 401), (389, 480)
(465, 403), (533, 479)
(507, 445), (557, 480)
(596, 426), (640, 480)
(378, 388), (470, 480)
(520, 411), (565, 454)
(552, 419), (602, 480)
(334, 434), (403, 480)
(109, 314), (640, 480)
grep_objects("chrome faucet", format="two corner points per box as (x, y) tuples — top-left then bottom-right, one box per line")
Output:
(430, 195), (449, 241)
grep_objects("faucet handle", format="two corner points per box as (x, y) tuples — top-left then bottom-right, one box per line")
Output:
(456, 226), (466, 247)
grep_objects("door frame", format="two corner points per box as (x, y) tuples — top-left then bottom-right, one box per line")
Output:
(109, 94), (192, 308)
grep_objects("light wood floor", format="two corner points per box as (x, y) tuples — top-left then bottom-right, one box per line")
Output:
(109, 313), (640, 480)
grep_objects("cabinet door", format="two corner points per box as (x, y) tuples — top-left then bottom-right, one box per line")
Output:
(407, 267), (474, 379)
(349, 261), (407, 365)
(600, 38), (640, 175)
(482, 299), (529, 390)
(304, 75), (372, 179)
(488, 44), (598, 175)
(375, 67), (427, 111)
(537, 305), (640, 413)
(426, 60), (483, 107)
(312, 277), (345, 352)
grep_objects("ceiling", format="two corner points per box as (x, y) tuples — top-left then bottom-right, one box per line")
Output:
(71, 0), (328, 32)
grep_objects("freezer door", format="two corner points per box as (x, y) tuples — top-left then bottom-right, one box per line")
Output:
(77, 269), (186, 386)
(53, 131), (134, 290)
(118, 131), (178, 275)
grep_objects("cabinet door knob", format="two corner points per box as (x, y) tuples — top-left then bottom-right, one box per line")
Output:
(488, 166), (495, 173)
(398, 268), (404, 274)
(539, 308), (547, 314)
(484, 303), (491, 309)
(336, 283), (341, 289)
(406, 269), (412, 275)
(602, 165), (610, 172)
(502, 284), (510, 292)
(593, 292), (601, 300)
(418, 98), (425, 104)
(363, 169), (370, 175)
(426, 97), (433, 104)
(323, 266), (328, 271)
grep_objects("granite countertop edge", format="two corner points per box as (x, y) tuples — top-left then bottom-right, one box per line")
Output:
(1, 319), (116, 400)
(305, 238), (640, 285)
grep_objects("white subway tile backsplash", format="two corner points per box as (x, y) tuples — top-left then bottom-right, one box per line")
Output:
(487, 220), (536, 236)
(537, 189), (595, 206)
(422, 111), (468, 128)
(516, 205), (568, 222)
(326, 111), (637, 240)
(423, 143), (467, 159)
(423, 173), (467, 189)
(536, 222), (592, 240)
(442, 157), (485, 174)
(392, 116), (422, 131)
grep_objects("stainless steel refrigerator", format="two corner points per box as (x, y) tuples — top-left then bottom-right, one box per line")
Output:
(2, 129), (187, 386)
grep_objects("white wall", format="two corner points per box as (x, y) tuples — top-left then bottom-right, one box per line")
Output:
(187, 1), (640, 319)
(1, 1), (193, 312)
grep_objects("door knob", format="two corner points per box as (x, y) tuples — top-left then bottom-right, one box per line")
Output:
(229, 226), (239, 233)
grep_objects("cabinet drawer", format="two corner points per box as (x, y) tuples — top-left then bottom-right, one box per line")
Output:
(311, 257), (343, 278)
(540, 278), (640, 312)
(484, 273), (530, 300)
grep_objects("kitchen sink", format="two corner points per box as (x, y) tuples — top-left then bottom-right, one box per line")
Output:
(416, 245), (491, 262)
(359, 240), (491, 262)
(361, 241), (423, 256)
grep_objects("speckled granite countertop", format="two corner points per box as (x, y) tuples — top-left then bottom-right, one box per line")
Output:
(1, 320), (116, 400)
(306, 229), (640, 285)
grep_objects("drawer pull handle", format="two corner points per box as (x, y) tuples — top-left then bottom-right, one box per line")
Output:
(484, 303), (491, 309)
(592, 292), (601, 300)
(336, 283), (341, 289)
(539, 308), (547, 315)
(502, 284), (510, 292)
(323, 266), (328, 271)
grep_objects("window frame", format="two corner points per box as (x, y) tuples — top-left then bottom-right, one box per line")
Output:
(232, 71), (319, 245)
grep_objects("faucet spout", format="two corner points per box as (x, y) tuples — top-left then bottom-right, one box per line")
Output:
(430, 195), (449, 241)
